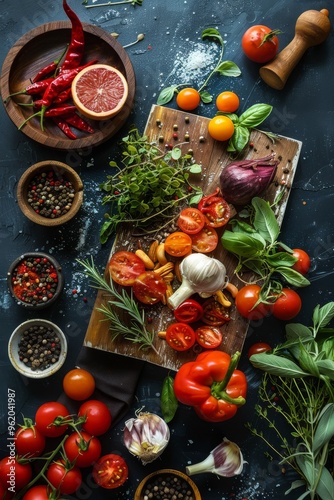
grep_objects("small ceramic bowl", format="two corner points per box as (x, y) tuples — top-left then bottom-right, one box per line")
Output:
(8, 319), (67, 379)
(7, 251), (64, 309)
(17, 160), (84, 226)
(134, 469), (202, 500)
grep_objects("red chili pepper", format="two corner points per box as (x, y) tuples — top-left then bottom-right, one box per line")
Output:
(60, 0), (85, 72)
(53, 87), (72, 104)
(52, 116), (77, 140)
(173, 350), (247, 422)
(32, 45), (69, 82)
(63, 112), (95, 133)
(44, 105), (77, 117)
(5, 78), (54, 101)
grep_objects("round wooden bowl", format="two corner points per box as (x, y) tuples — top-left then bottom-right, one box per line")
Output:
(17, 160), (84, 226)
(134, 469), (202, 500)
(0, 21), (135, 150)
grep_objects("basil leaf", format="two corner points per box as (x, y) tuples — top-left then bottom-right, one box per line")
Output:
(266, 251), (297, 267)
(298, 345), (320, 377)
(200, 90), (213, 103)
(230, 219), (256, 234)
(228, 125), (250, 152)
(161, 375), (178, 423)
(316, 360), (334, 380)
(313, 302), (334, 331)
(250, 352), (310, 378)
(239, 103), (273, 129)
(243, 258), (265, 275)
(275, 267), (311, 287)
(285, 323), (313, 342)
(221, 231), (265, 257)
(217, 111), (239, 124)
(157, 85), (177, 105)
(202, 27), (224, 46)
(252, 197), (280, 243)
(315, 464), (334, 500)
(215, 60), (241, 77)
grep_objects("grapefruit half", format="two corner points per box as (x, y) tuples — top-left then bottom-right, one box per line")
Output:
(71, 64), (128, 121)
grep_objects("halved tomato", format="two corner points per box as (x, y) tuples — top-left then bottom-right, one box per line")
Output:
(108, 251), (145, 286)
(198, 188), (230, 227)
(202, 298), (230, 326)
(165, 323), (196, 351)
(177, 207), (206, 234)
(164, 232), (192, 257)
(92, 454), (128, 489)
(191, 226), (218, 253)
(195, 326), (223, 349)
(174, 299), (203, 323)
(133, 271), (167, 304)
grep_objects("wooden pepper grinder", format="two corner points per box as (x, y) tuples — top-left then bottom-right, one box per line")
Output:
(259, 9), (331, 90)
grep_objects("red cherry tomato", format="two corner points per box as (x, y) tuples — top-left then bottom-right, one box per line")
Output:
(292, 248), (311, 275)
(78, 400), (113, 436)
(22, 485), (51, 500)
(248, 342), (272, 358)
(242, 25), (280, 63)
(92, 454), (128, 489)
(46, 459), (82, 494)
(132, 271), (167, 305)
(174, 299), (204, 323)
(64, 431), (102, 468)
(177, 207), (206, 234)
(198, 189), (231, 227)
(272, 288), (302, 321)
(190, 226), (219, 253)
(164, 231), (192, 257)
(35, 402), (70, 438)
(15, 424), (46, 458)
(108, 251), (146, 286)
(165, 323), (196, 351)
(195, 325), (223, 349)
(0, 457), (32, 492)
(63, 368), (96, 401)
(202, 297), (230, 326)
(235, 285), (271, 320)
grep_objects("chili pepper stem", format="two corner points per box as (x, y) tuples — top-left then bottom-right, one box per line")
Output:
(18, 110), (42, 130)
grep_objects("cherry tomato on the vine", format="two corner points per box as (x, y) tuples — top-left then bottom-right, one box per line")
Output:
(165, 323), (196, 351)
(176, 87), (200, 111)
(177, 207), (206, 234)
(195, 325), (223, 349)
(15, 423), (46, 458)
(132, 271), (167, 305)
(174, 299), (204, 323)
(35, 401), (70, 438)
(92, 454), (128, 489)
(235, 285), (271, 321)
(63, 368), (96, 401)
(164, 231), (192, 257)
(108, 251), (146, 286)
(248, 342), (272, 358)
(292, 248), (311, 275)
(272, 288), (302, 321)
(208, 115), (235, 142)
(22, 485), (51, 500)
(78, 400), (112, 436)
(216, 91), (240, 112)
(190, 226), (219, 253)
(198, 189), (231, 227)
(64, 431), (102, 468)
(0, 457), (32, 492)
(242, 25), (280, 63)
(46, 459), (82, 495)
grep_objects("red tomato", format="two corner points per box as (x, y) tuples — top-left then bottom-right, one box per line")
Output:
(22, 485), (51, 500)
(248, 342), (272, 358)
(235, 285), (271, 320)
(198, 189), (230, 227)
(174, 299), (204, 323)
(195, 326), (223, 349)
(92, 454), (128, 489)
(177, 207), (206, 234)
(15, 424), (46, 458)
(292, 248), (311, 275)
(46, 459), (82, 494)
(164, 231), (192, 257)
(0, 457), (32, 491)
(242, 25), (280, 63)
(272, 288), (302, 321)
(132, 271), (167, 305)
(191, 226), (218, 253)
(165, 323), (196, 351)
(108, 251), (145, 286)
(64, 431), (102, 468)
(63, 368), (96, 401)
(202, 298), (230, 326)
(78, 400), (112, 436)
(35, 402), (70, 438)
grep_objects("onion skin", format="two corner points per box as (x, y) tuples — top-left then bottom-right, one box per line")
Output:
(220, 154), (278, 206)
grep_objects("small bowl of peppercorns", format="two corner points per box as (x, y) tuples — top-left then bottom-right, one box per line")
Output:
(134, 469), (202, 500)
(7, 252), (64, 309)
(16, 160), (84, 226)
(8, 319), (67, 379)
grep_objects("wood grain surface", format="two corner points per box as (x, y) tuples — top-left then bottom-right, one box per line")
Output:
(84, 105), (302, 371)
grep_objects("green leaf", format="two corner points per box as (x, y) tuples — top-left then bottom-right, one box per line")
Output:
(285, 323), (313, 342)
(188, 163), (202, 174)
(298, 345), (320, 377)
(266, 251), (297, 268)
(275, 267), (311, 287)
(315, 465), (334, 500)
(250, 352), (310, 378)
(189, 192), (203, 205)
(228, 125), (250, 152)
(252, 197), (280, 244)
(161, 375), (178, 423)
(295, 454), (315, 489)
(221, 231), (265, 257)
(201, 27), (223, 46)
(157, 85), (177, 105)
(312, 403), (334, 455)
(239, 103), (273, 129)
(215, 60), (241, 77)
(230, 219), (256, 234)
(316, 359), (334, 380)
(313, 302), (334, 331)
(200, 90), (213, 103)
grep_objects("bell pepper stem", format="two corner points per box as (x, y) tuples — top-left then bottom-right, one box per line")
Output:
(211, 351), (245, 405)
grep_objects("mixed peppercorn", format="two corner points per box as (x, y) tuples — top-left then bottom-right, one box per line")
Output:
(18, 324), (61, 370)
(142, 473), (196, 500)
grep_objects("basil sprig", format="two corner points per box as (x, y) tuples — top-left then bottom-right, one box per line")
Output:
(161, 374), (178, 423)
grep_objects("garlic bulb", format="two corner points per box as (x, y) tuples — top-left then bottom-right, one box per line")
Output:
(168, 253), (228, 310)
(123, 411), (170, 465)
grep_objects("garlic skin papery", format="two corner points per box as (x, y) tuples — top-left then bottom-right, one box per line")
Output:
(123, 411), (170, 465)
(168, 253), (228, 310)
(186, 437), (245, 477)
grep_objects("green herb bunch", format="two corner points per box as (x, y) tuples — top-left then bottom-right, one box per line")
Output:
(221, 196), (310, 300)
(99, 128), (202, 244)
(248, 302), (334, 500)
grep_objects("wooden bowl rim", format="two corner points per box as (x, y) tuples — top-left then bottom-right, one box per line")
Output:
(0, 21), (135, 150)
(17, 160), (84, 226)
(134, 468), (202, 499)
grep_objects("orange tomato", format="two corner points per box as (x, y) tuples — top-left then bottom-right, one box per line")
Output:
(164, 231), (192, 257)
(176, 88), (200, 111)
(208, 115), (235, 141)
(215, 91), (240, 112)
(63, 368), (96, 401)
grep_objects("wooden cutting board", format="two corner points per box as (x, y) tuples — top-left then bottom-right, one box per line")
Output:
(83, 105), (302, 371)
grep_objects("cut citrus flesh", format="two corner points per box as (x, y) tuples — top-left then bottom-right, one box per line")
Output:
(71, 64), (128, 121)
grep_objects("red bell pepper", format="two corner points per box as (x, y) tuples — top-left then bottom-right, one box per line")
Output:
(173, 350), (247, 422)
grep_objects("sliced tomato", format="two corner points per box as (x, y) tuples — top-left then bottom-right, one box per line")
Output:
(165, 323), (196, 351)
(174, 299), (204, 323)
(92, 454), (128, 489)
(177, 207), (206, 234)
(195, 326), (223, 349)
(108, 251), (145, 286)
(202, 297), (230, 326)
(164, 232), (192, 257)
(198, 189), (231, 227)
(132, 271), (167, 305)
(191, 226), (218, 253)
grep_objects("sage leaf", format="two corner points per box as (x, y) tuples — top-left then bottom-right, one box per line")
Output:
(239, 103), (273, 129)
(284, 479), (306, 495)
(161, 375), (178, 423)
(315, 465), (334, 500)
(298, 345), (320, 377)
(221, 231), (265, 257)
(250, 353), (310, 378)
(313, 302), (334, 331)
(312, 403), (334, 455)
(295, 454), (315, 490)
(252, 197), (280, 244)
(275, 267), (311, 287)
(215, 60), (242, 77)
(316, 359), (334, 380)
(285, 323), (313, 342)
(157, 85), (177, 105)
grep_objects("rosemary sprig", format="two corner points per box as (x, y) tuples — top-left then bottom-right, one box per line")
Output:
(84, 0), (143, 8)
(78, 258), (158, 353)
